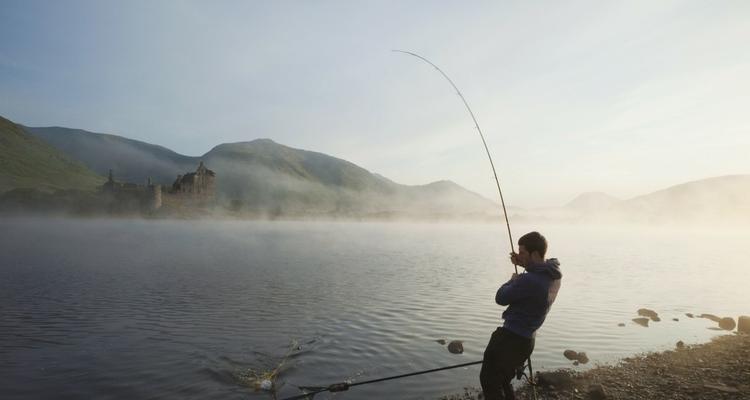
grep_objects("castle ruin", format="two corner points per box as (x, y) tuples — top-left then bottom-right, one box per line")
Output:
(101, 170), (162, 211)
(171, 161), (215, 199)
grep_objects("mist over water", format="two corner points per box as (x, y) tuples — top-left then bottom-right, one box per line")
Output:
(1, 218), (747, 399)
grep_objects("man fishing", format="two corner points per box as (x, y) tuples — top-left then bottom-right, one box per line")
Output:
(480, 231), (562, 400)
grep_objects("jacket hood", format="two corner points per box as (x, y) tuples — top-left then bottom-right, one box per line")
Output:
(527, 258), (562, 279)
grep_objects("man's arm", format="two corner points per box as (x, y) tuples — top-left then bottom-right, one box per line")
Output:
(495, 274), (532, 305)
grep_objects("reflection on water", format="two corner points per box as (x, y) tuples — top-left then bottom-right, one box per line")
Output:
(0, 219), (747, 399)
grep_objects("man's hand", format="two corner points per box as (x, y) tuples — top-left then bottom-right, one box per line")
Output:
(509, 252), (519, 266)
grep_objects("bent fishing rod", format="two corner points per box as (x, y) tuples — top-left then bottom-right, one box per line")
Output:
(392, 49), (517, 275)
(394, 50), (537, 400)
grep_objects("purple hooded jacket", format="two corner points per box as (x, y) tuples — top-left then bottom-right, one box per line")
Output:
(496, 258), (562, 338)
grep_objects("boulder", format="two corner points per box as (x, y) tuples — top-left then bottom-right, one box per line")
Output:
(738, 316), (750, 334)
(587, 384), (607, 400)
(632, 317), (649, 327)
(699, 313), (721, 322)
(718, 317), (736, 331)
(447, 340), (464, 354)
(637, 308), (659, 321)
(564, 350), (579, 360)
(537, 371), (574, 390)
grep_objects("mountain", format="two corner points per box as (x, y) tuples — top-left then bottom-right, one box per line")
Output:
(564, 192), (621, 212)
(614, 175), (750, 225)
(24, 126), (198, 185)
(0, 116), (104, 193)
(202, 139), (497, 217)
(22, 124), (498, 218)
(516, 176), (749, 226)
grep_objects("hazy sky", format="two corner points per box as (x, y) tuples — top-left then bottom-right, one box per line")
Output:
(1, 1), (748, 207)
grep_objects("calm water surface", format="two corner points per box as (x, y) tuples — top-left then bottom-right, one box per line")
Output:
(1, 218), (747, 399)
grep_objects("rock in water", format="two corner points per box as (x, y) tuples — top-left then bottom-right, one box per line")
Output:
(447, 340), (464, 354)
(699, 313), (721, 322)
(718, 317), (736, 331)
(563, 350), (579, 360)
(617, 323), (625, 327)
(436, 339), (447, 345)
(676, 340), (685, 349)
(576, 352), (589, 364)
(637, 308), (659, 321)
(672, 318), (679, 322)
(739, 316), (750, 334)
(259, 380), (273, 391)
(632, 317), (650, 327)
(685, 313), (694, 318)
(587, 384), (607, 400)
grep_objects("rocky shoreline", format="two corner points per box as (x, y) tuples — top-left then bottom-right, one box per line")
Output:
(441, 332), (749, 400)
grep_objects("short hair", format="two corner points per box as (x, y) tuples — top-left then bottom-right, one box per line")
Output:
(518, 231), (547, 258)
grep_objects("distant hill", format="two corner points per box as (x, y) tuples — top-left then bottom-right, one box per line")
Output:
(517, 176), (750, 226)
(564, 192), (621, 212)
(202, 139), (497, 217)
(613, 175), (750, 225)
(0, 116), (104, 193)
(24, 126), (198, 185)
(22, 124), (498, 218)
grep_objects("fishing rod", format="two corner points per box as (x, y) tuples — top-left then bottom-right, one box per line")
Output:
(392, 49), (517, 275)
(281, 360), (484, 400)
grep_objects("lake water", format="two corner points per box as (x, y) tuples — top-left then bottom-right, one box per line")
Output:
(1, 218), (747, 399)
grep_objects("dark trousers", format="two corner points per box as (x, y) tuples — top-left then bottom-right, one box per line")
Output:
(480, 327), (534, 400)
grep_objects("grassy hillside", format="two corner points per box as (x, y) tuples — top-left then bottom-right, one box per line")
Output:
(24, 126), (198, 185)
(0, 116), (104, 193)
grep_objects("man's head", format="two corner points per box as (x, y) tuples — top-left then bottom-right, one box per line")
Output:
(517, 231), (547, 267)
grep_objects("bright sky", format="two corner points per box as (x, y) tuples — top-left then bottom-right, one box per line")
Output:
(1, 1), (748, 207)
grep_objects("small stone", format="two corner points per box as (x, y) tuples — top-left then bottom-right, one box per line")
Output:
(564, 350), (579, 360)
(436, 339), (447, 345)
(739, 316), (750, 334)
(576, 352), (589, 364)
(617, 323), (625, 327)
(685, 313), (694, 318)
(632, 317), (649, 327)
(672, 318), (679, 321)
(676, 340), (685, 349)
(573, 361), (580, 366)
(447, 340), (464, 354)
(718, 317), (736, 331)
(587, 384), (607, 400)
